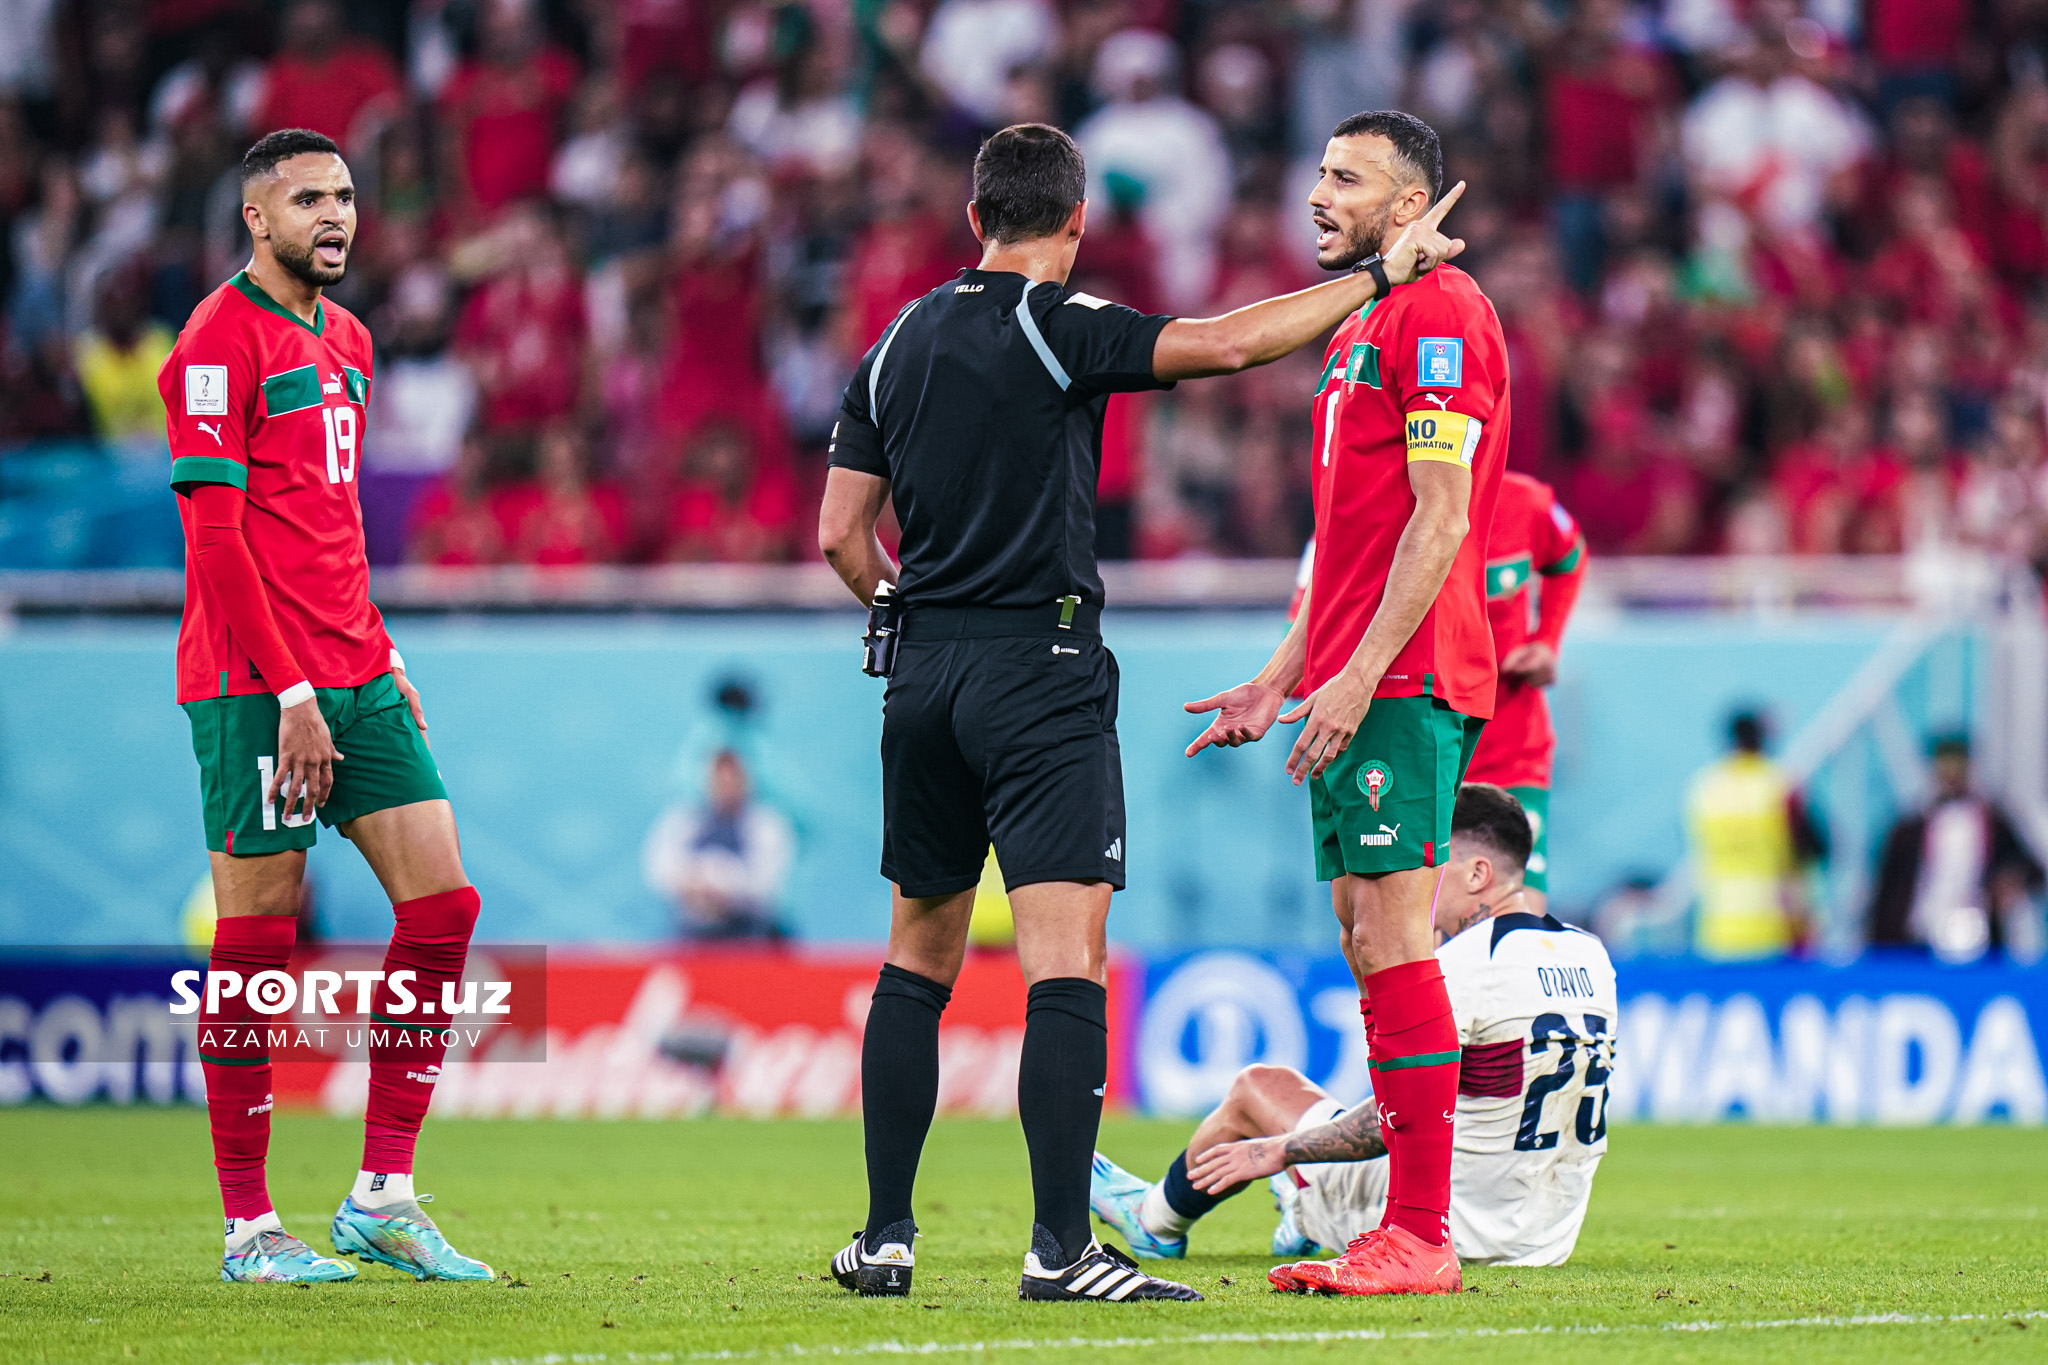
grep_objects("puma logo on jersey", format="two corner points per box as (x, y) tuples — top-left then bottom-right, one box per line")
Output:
(195, 421), (224, 445)
(322, 373), (344, 396)
(1421, 393), (1452, 411)
(1362, 823), (1402, 847)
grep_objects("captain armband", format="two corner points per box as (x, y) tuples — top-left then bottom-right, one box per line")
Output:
(1404, 410), (1482, 467)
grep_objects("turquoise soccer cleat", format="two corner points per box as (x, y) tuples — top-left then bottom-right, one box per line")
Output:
(330, 1193), (495, 1281)
(221, 1229), (358, 1283)
(1088, 1152), (1187, 1260)
(1269, 1172), (1321, 1258)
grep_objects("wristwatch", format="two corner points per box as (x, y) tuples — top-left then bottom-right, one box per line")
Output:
(1351, 253), (1391, 296)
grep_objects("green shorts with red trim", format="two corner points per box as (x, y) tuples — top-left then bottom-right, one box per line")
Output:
(1309, 695), (1485, 879)
(183, 672), (446, 857)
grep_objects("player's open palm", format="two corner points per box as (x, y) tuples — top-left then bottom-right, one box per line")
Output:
(1186, 1136), (1286, 1194)
(271, 700), (342, 822)
(1184, 681), (1287, 757)
(1382, 180), (1468, 286)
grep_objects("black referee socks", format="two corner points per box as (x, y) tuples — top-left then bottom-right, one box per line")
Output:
(1019, 976), (1109, 1268)
(862, 963), (952, 1242)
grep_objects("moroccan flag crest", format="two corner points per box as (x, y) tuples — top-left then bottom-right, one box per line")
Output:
(1358, 760), (1394, 811)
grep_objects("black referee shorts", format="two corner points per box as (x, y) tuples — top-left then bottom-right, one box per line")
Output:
(880, 606), (1125, 899)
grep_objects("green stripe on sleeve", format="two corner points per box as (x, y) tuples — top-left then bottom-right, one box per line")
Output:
(1368, 1048), (1463, 1073)
(170, 455), (248, 489)
(1541, 541), (1585, 576)
(262, 365), (321, 417)
(342, 365), (369, 402)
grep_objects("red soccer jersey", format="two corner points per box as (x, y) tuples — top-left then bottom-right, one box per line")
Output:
(1465, 470), (1588, 790)
(163, 272), (389, 703)
(1306, 264), (1509, 718)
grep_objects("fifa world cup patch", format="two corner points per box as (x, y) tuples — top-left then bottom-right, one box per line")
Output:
(1404, 410), (1483, 466)
(1358, 760), (1394, 811)
(186, 365), (229, 415)
(1416, 337), (1463, 387)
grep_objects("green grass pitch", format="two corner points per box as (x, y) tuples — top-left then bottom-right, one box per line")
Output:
(1, 1110), (2042, 1364)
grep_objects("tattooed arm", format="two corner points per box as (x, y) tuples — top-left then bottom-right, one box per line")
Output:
(1184, 1102), (1386, 1194)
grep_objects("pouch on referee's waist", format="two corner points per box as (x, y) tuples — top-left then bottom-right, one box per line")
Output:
(861, 583), (904, 678)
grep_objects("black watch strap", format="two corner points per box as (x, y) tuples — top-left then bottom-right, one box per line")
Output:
(1351, 253), (1391, 296)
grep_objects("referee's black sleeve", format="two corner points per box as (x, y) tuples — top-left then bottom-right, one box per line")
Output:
(828, 349), (888, 477)
(1033, 290), (1176, 396)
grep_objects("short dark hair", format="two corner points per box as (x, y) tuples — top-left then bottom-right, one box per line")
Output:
(1729, 710), (1767, 753)
(1454, 783), (1533, 874)
(241, 128), (342, 185)
(972, 123), (1087, 245)
(1329, 110), (1442, 201)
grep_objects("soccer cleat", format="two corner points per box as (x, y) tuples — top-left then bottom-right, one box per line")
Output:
(1272, 1224), (1461, 1296)
(829, 1219), (915, 1296)
(330, 1193), (494, 1281)
(221, 1229), (357, 1283)
(1269, 1173), (1319, 1258)
(1088, 1152), (1186, 1260)
(1019, 1228), (1202, 1302)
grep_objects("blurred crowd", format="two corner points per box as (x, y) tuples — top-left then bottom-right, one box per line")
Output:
(10, 0), (2048, 566)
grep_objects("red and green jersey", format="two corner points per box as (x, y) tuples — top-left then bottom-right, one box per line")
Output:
(1465, 470), (1588, 790)
(162, 272), (389, 704)
(1306, 264), (1508, 718)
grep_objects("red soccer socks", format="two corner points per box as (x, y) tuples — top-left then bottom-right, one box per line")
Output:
(362, 886), (480, 1176)
(199, 914), (296, 1220)
(1363, 958), (1459, 1248)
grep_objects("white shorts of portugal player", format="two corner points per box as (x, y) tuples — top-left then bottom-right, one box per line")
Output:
(1292, 913), (1620, 1267)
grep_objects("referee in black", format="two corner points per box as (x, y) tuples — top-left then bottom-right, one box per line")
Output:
(820, 123), (1464, 1303)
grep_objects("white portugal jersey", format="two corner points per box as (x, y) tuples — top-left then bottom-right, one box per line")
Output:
(1293, 911), (1619, 1266)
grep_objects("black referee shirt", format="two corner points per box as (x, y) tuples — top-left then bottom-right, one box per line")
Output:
(827, 268), (1174, 610)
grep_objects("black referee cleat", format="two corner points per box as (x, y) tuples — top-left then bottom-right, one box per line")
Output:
(830, 1219), (915, 1296)
(1017, 1225), (1202, 1302)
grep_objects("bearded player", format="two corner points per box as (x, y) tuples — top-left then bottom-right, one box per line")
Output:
(1282, 470), (1586, 909)
(1463, 471), (1587, 912)
(1183, 110), (1502, 1295)
(164, 129), (492, 1284)
(1090, 784), (1617, 1274)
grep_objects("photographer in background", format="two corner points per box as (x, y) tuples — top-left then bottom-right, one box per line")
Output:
(642, 748), (795, 942)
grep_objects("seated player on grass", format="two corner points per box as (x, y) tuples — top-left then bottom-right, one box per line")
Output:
(1091, 784), (1619, 1289)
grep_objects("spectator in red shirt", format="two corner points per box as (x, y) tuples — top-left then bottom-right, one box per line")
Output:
(1541, 0), (1673, 290)
(1771, 403), (1906, 555)
(438, 0), (580, 219)
(453, 206), (589, 433)
(1564, 403), (1700, 555)
(408, 436), (506, 567)
(251, 0), (401, 151)
(655, 421), (798, 563)
(503, 423), (629, 566)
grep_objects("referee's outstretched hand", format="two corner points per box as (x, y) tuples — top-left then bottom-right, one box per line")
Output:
(1183, 680), (1287, 757)
(1381, 180), (1467, 287)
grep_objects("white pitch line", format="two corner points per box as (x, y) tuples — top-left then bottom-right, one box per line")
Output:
(269, 1308), (2048, 1365)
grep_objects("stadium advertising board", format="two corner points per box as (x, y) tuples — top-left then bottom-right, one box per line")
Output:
(1133, 951), (2048, 1125)
(1, 948), (1139, 1116)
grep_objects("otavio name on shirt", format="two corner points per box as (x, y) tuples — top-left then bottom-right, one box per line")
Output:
(1535, 965), (1597, 999)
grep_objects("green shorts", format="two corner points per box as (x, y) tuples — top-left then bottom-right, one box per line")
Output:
(1310, 695), (1484, 879)
(183, 672), (447, 857)
(1507, 784), (1550, 893)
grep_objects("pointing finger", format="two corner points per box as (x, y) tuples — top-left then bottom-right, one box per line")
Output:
(1419, 179), (1466, 231)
